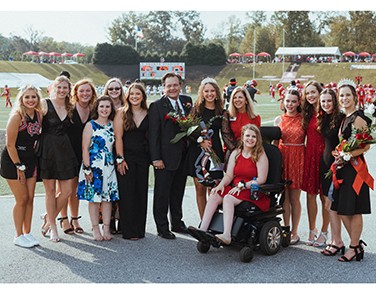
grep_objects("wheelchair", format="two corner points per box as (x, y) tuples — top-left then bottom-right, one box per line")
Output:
(187, 126), (291, 263)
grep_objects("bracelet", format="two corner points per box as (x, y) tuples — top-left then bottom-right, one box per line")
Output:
(116, 155), (125, 164)
(14, 162), (26, 172)
(82, 164), (91, 175)
(237, 180), (246, 190)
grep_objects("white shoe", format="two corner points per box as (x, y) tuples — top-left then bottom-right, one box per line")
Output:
(24, 233), (40, 246)
(14, 235), (34, 248)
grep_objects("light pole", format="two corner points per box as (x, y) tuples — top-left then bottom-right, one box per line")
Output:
(282, 29), (286, 77)
(253, 28), (256, 80)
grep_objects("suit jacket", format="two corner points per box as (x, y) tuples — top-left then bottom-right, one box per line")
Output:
(149, 95), (192, 171)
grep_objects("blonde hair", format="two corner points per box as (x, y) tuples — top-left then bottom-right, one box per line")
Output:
(104, 77), (126, 107)
(52, 75), (74, 119)
(236, 124), (264, 162)
(11, 85), (42, 118)
(228, 87), (257, 119)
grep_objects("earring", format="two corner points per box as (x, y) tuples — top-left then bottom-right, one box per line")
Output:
(215, 97), (218, 101)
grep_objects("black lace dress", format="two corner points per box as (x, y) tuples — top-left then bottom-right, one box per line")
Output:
(331, 110), (372, 215)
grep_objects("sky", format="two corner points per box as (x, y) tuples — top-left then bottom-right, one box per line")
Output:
(1, 1), (375, 47)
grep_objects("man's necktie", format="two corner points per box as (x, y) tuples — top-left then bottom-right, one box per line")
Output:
(175, 100), (183, 115)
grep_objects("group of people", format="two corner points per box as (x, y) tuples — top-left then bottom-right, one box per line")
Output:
(1, 71), (374, 263)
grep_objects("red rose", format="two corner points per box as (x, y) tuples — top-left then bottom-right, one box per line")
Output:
(164, 114), (170, 121)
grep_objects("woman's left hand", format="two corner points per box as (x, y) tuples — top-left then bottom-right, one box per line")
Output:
(200, 140), (212, 152)
(228, 187), (242, 196)
(17, 170), (26, 185)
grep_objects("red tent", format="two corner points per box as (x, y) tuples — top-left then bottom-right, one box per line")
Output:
(257, 52), (271, 57)
(243, 52), (255, 57)
(73, 53), (85, 57)
(61, 52), (73, 57)
(49, 52), (61, 57)
(38, 51), (48, 56)
(358, 52), (371, 57)
(229, 52), (242, 57)
(343, 51), (356, 56)
(23, 51), (38, 56)
(372, 53), (376, 57)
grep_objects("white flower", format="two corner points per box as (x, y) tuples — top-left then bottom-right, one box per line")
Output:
(340, 151), (351, 161)
(197, 136), (204, 143)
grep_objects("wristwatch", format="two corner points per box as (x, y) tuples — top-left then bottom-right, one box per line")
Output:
(14, 162), (26, 172)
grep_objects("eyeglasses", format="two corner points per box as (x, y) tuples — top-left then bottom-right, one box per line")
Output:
(108, 87), (121, 91)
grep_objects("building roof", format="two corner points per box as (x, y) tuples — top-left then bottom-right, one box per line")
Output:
(275, 47), (341, 56)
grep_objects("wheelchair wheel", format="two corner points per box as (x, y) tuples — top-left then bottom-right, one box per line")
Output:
(239, 246), (254, 263)
(197, 241), (210, 253)
(259, 221), (282, 256)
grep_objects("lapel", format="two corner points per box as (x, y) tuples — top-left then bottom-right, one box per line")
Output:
(180, 96), (191, 115)
(161, 96), (174, 113)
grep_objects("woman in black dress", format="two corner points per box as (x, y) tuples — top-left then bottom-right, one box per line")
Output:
(185, 78), (225, 219)
(0, 85), (42, 248)
(58, 79), (97, 234)
(332, 80), (373, 262)
(317, 88), (345, 255)
(40, 75), (78, 242)
(114, 83), (150, 240)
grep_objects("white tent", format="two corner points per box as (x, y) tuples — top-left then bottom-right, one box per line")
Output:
(275, 47), (341, 56)
(0, 73), (52, 88)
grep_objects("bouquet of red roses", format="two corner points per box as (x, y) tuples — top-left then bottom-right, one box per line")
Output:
(326, 124), (375, 194)
(164, 111), (222, 166)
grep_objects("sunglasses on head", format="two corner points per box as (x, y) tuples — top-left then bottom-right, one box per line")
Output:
(108, 87), (121, 91)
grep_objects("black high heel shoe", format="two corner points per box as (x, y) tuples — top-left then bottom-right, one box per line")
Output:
(338, 245), (364, 262)
(58, 216), (74, 234)
(321, 244), (345, 256)
(70, 216), (84, 233)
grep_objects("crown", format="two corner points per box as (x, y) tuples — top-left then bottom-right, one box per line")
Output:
(201, 77), (217, 85)
(338, 78), (357, 89)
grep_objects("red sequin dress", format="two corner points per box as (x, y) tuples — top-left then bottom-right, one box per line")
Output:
(219, 153), (270, 212)
(277, 113), (306, 190)
(301, 113), (325, 194)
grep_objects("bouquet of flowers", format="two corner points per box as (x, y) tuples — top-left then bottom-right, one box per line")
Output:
(165, 111), (222, 166)
(326, 124), (376, 194)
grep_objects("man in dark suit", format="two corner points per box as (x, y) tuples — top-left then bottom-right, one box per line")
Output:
(149, 72), (193, 239)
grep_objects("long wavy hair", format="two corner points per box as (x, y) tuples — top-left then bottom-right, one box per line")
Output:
(317, 88), (343, 132)
(120, 83), (148, 131)
(235, 124), (264, 162)
(302, 80), (323, 130)
(192, 78), (224, 117)
(71, 78), (97, 109)
(11, 85), (42, 118)
(51, 75), (74, 119)
(228, 87), (258, 119)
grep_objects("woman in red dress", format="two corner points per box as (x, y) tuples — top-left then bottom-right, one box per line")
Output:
(192, 124), (269, 245)
(274, 90), (306, 244)
(301, 81), (328, 246)
(222, 86), (261, 161)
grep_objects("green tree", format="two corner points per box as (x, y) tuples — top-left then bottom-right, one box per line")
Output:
(175, 11), (205, 44)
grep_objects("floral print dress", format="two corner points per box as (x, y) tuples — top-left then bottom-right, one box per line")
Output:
(77, 120), (119, 203)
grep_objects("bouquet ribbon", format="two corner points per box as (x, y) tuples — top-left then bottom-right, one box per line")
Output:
(330, 162), (343, 189)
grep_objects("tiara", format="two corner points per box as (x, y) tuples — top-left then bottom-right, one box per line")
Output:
(338, 78), (357, 89)
(201, 77), (217, 85)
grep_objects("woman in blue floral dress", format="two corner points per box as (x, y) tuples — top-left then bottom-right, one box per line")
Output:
(77, 96), (119, 241)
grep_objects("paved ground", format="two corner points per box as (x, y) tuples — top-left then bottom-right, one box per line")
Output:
(1, 148), (376, 292)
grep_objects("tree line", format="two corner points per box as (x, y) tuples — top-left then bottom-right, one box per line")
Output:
(1, 11), (376, 65)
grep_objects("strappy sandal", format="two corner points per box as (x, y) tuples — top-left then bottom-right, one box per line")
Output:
(338, 245), (364, 262)
(49, 226), (61, 243)
(321, 244), (345, 256)
(313, 231), (328, 247)
(40, 213), (50, 237)
(58, 216), (74, 234)
(306, 229), (318, 246)
(70, 216), (84, 233)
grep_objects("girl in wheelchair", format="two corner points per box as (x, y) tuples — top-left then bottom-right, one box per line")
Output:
(190, 124), (270, 245)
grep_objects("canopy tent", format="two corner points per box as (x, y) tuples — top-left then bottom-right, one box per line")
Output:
(358, 52), (371, 57)
(61, 52), (73, 57)
(0, 72), (52, 88)
(73, 53), (85, 57)
(229, 52), (242, 57)
(243, 52), (255, 57)
(23, 51), (38, 56)
(343, 51), (356, 56)
(257, 52), (271, 57)
(275, 47), (341, 56)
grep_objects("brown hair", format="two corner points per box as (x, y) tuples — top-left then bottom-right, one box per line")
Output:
(192, 78), (224, 117)
(120, 83), (148, 131)
(91, 95), (116, 121)
(317, 88), (343, 132)
(71, 78), (97, 108)
(302, 80), (323, 130)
